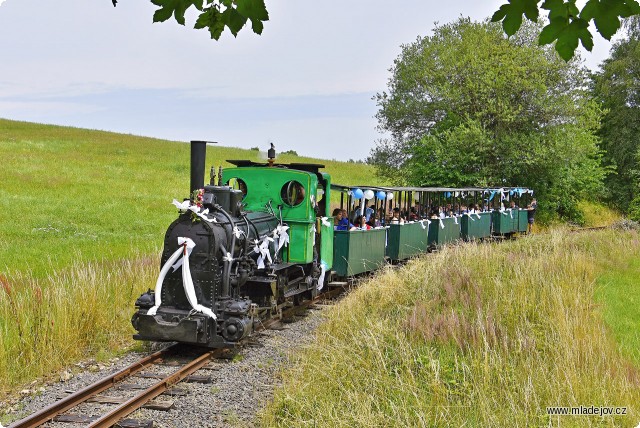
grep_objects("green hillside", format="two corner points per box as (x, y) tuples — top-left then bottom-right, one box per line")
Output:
(0, 118), (382, 276)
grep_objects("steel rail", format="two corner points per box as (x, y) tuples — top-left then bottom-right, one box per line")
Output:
(87, 349), (221, 428)
(8, 346), (177, 428)
(92, 289), (344, 427)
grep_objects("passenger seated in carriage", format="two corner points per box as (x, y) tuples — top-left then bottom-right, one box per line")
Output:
(365, 204), (375, 222)
(409, 207), (419, 221)
(367, 214), (381, 228)
(390, 207), (402, 224)
(377, 208), (386, 226)
(333, 208), (355, 231)
(354, 215), (372, 230)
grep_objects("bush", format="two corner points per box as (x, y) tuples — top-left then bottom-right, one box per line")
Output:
(628, 195), (640, 222)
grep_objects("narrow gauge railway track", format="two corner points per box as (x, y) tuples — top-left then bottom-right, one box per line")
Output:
(8, 287), (345, 428)
(8, 346), (223, 428)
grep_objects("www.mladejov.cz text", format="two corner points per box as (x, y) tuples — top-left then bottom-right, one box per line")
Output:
(546, 405), (627, 416)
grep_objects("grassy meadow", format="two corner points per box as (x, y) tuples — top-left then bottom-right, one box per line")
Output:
(261, 229), (640, 427)
(0, 118), (381, 397)
(0, 118), (381, 276)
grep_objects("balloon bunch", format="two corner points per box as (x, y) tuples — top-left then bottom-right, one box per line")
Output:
(351, 188), (394, 201)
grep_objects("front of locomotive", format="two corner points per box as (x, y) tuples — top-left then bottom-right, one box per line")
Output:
(131, 141), (278, 348)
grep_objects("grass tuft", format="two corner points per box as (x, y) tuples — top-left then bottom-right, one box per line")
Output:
(0, 252), (158, 399)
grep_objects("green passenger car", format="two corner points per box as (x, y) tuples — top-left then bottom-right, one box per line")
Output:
(461, 212), (492, 241)
(510, 209), (519, 231)
(492, 210), (514, 235)
(428, 217), (461, 246)
(333, 229), (387, 276)
(386, 222), (430, 261)
(518, 209), (529, 233)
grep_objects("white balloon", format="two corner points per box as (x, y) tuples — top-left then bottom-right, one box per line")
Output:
(387, 192), (394, 200)
(363, 189), (374, 200)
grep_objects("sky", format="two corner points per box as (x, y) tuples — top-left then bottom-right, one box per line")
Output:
(0, 0), (614, 160)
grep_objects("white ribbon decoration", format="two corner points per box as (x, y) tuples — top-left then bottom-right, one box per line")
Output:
(273, 224), (290, 253)
(188, 205), (217, 223)
(172, 199), (191, 211)
(232, 226), (245, 239)
(148, 243), (185, 316)
(148, 237), (216, 320)
(454, 216), (458, 225)
(439, 219), (445, 229)
(509, 209), (513, 218)
(252, 239), (261, 257)
(223, 252), (234, 262)
(321, 217), (331, 227)
(476, 213), (481, 220)
(419, 219), (431, 229)
(254, 236), (274, 269)
(180, 239), (217, 319)
(465, 212), (475, 221)
(317, 262), (327, 290)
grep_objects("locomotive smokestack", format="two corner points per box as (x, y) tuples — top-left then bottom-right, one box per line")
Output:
(190, 141), (216, 194)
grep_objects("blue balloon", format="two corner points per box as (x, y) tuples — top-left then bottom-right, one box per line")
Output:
(445, 192), (451, 198)
(376, 190), (386, 200)
(509, 190), (514, 196)
(352, 188), (364, 199)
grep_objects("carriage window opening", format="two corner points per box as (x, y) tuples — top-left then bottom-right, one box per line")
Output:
(281, 181), (305, 207)
(227, 178), (247, 198)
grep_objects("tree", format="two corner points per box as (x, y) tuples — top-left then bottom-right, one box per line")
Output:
(591, 17), (640, 213)
(492, 0), (640, 60)
(370, 18), (606, 222)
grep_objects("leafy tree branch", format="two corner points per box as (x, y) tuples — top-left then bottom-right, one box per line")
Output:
(120, 0), (269, 40)
(492, 0), (640, 60)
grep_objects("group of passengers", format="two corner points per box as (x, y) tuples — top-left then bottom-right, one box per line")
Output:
(332, 199), (537, 231)
(332, 207), (382, 231)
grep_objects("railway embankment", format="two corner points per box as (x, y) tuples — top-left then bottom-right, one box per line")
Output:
(261, 227), (640, 427)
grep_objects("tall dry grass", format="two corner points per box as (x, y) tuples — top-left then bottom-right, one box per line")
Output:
(261, 229), (640, 427)
(0, 252), (158, 397)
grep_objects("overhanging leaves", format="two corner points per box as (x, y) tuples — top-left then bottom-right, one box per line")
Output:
(493, 0), (640, 59)
(491, 0), (539, 36)
(151, 0), (201, 25)
(151, 0), (269, 39)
